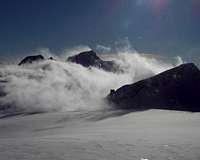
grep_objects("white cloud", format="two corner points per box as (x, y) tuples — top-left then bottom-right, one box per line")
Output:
(0, 46), (181, 114)
(96, 45), (111, 53)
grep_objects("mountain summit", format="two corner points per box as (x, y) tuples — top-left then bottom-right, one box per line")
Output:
(67, 50), (120, 72)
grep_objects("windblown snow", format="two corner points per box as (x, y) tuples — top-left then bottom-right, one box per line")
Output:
(0, 51), (182, 114)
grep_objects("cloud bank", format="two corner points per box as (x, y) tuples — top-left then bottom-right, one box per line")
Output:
(0, 47), (183, 114)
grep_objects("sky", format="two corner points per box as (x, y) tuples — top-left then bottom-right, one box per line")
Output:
(0, 0), (200, 61)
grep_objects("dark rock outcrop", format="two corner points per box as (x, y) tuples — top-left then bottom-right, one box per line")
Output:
(108, 63), (200, 112)
(67, 50), (120, 72)
(48, 57), (55, 60)
(18, 55), (45, 66)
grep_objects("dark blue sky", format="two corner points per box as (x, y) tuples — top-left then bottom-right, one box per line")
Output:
(0, 0), (200, 60)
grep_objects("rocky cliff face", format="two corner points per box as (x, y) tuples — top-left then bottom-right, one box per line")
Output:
(67, 50), (121, 72)
(108, 63), (200, 112)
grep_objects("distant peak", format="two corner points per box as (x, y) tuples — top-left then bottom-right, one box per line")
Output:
(77, 50), (98, 57)
(67, 50), (100, 67)
(67, 50), (120, 72)
(18, 55), (45, 66)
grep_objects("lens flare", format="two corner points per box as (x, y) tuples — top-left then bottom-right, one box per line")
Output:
(151, 0), (169, 16)
(136, 0), (170, 16)
(192, 0), (200, 17)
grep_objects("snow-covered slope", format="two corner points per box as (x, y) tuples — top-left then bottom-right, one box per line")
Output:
(0, 110), (200, 160)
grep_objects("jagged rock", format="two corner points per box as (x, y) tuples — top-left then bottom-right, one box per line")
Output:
(18, 55), (45, 66)
(48, 57), (55, 60)
(67, 50), (120, 72)
(107, 63), (200, 112)
(0, 85), (6, 97)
